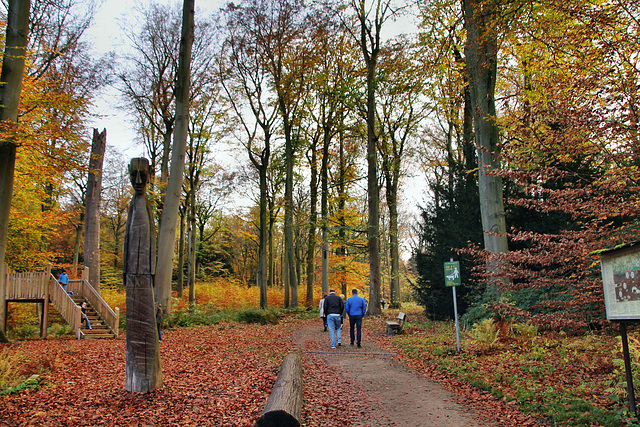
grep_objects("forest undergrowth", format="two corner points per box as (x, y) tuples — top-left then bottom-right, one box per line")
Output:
(379, 306), (640, 427)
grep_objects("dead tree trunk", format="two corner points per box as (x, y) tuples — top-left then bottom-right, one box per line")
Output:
(84, 128), (106, 293)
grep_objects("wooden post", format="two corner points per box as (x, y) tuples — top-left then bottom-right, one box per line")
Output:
(254, 353), (303, 427)
(40, 264), (51, 339)
(621, 322), (637, 415)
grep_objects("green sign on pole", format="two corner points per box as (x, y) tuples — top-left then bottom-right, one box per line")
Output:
(444, 261), (461, 287)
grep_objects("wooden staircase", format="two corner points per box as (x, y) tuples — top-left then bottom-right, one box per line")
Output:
(70, 295), (117, 339)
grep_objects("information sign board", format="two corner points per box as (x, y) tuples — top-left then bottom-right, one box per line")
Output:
(444, 261), (461, 287)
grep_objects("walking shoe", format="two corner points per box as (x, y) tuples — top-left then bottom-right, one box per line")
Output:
(338, 342), (341, 346)
(350, 342), (354, 346)
(357, 343), (361, 348)
(324, 326), (327, 332)
(331, 346), (336, 349)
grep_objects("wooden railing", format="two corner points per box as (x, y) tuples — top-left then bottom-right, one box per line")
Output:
(5, 267), (49, 301)
(3, 264), (119, 339)
(70, 275), (119, 337)
(49, 274), (83, 338)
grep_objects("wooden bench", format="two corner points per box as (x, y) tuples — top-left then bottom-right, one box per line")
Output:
(386, 312), (407, 335)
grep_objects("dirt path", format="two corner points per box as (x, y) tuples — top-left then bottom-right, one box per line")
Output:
(292, 319), (483, 427)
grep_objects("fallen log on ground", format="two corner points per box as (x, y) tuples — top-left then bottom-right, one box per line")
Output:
(254, 352), (303, 427)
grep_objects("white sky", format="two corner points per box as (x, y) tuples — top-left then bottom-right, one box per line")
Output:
(85, 0), (224, 158)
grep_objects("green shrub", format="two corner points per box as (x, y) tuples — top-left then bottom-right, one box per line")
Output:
(47, 323), (73, 337)
(0, 350), (24, 390)
(512, 322), (538, 345)
(8, 325), (39, 340)
(0, 374), (43, 396)
(469, 318), (500, 351)
(172, 309), (230, 327)
(236, 308), (280, 324)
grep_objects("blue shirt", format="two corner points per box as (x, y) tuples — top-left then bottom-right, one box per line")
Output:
(345, 294), (367, 317)
(59, 272), (69, 285)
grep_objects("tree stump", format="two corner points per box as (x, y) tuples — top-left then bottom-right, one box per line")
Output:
(254, 353), (303, 427)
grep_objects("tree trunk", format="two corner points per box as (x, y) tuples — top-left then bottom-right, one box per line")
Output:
(463, 0), (509, 293)
(283, 118), (298, 308)
(0, 0), (30, 343)
(365, 50), (381, 316)
(73, 216), (82, 274)
(257, 139), (270, 309)
(155, 0), (195, 317)
(177, 206), (185, 298)
(84, 128), (107, 293)
(254, 353), (303, 427)
(337, 126), (347, 296)
(305, 143), (318, 307)
(321, 126), (330, 295)
(187, 188), (196, 310)
(387, 185), (400, 308)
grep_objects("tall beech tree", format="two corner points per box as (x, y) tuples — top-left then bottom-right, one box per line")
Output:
(344, 0), (397, 315)
(0, 0), (30, 343)
(376, 39), (426, 307)
(155, 0), (195, 318)
(119, 3), (181, 206)
(462, 0), (509, 293)
(486, 1), (640, 329)
(240, 0), (310, 308)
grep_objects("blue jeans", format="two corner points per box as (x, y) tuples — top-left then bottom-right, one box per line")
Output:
(349, 315), (363, 345)
(327, 314), (342, 347)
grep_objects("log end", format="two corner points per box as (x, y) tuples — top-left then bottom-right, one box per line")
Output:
(254, 409), (300, 427)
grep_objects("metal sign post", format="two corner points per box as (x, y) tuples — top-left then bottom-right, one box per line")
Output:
(444, 259), (461, 352)
(598, 241), (640, 416)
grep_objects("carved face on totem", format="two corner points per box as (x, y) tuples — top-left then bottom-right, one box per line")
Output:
(128, 158), (150, 194)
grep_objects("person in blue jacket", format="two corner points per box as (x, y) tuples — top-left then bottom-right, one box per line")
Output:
(345, 288), (367, 348)
(58, 269), (69, 292)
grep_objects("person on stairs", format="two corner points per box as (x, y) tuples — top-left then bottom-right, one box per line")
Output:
(81, 301), (92, 330)
(58, 269), (69, 293)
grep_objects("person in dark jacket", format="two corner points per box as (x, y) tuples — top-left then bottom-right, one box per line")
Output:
(345, 288), (367, 347)
(323, 289), (345, 349)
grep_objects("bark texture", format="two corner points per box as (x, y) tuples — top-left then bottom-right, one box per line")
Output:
(155, 0), (195, 315)
(463, 0), (509, 289)
(254, 353), (302, 427)
(0, 0), (30, 342)
(84, 128), (107, 292)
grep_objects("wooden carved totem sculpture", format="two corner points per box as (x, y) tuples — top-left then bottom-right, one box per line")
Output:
(124, 157), (162, 392)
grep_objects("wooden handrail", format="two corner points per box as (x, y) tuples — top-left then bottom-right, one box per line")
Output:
(79, 278), (119, 337)
(48, 274), (82, 337)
